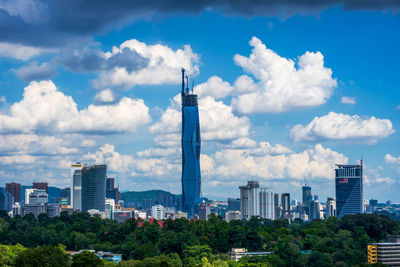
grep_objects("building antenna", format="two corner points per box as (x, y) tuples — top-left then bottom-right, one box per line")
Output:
(181, 68), (185, 95)
(185, 75), (189, 94)
(191, 78), (195, 93)
(304, 177), (307, 186)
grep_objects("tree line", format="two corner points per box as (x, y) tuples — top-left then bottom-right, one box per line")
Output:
(0, 211), (398, 266)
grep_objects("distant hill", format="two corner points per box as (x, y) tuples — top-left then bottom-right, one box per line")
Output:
(121, 190), (181, 210)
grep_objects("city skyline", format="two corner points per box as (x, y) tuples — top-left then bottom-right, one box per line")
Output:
(0, 1), (399, 202)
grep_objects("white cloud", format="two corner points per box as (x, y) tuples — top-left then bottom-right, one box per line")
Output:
(150, 94), (250, 143)
(341, 96), (356, 105)
(13, 61), (56, 81)
(194, 76), (234, 99)
(228, 37), (336, 114)
(94, 89), (115, 103)
(0, 80), (151, 134)
(385, 154), (400, 173)
(0, 42), (48, 60)
(92, 39), (200, 89)
(396, 105), (400, 110)
(0, 96), (6, 102)
(204, 144), (347, 181)
(290, 112), (394, 143)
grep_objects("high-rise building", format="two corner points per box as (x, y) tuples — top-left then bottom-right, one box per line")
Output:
(309, 199), (322, 220)
(151, 204), (165, 220)
(0, 187), (12, 211)
(326, 197), (336, 218)
(29, 189), (48, 204)
(198, 202), (211, 220)
(106, 177), (120, 203)
(61, 187), (71, 205)
(239, 181), (259, 220)
(181, 68), (201, 218)
(281, 193), (291, 216)
(335, 161), (363, 218)
(274, 193), (280, 220)
(33, 182), (48, 193)
(105, 198), (115, 219)
(228, 198), (241, 211)
(71, 162), (84, 211)
(302, 185), (312, 214)
(368, 236), (400, 265)
(81, 164), (107, 212)
(25, 188), (35, 204)
(6, 182), (20, 204)
(259, 188), (274, 220)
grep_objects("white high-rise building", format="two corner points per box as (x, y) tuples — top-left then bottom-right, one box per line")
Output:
(239, 181), (259, 220)
(326, 197), (336, 218)
(25, 188), (35, 204)
(105, 198), (115, 219)
(259, 188), (274, 220)
(151, 205), (165, 220)
(71, 162), (84, 211)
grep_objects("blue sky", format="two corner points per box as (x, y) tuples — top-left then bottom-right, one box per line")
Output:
(0, 1), (399, 202)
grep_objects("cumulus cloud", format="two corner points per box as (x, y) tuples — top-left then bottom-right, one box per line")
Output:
(92, 39), (199, 89)
(385, 154), (400, 173)
(0, 80), (151, 134)
(230, 37), (337, 114)
(0, 42), (48, 60)
(341, 96), (356, 105)
(13, 61), (56, 81)
(290, 112), (394, 143)
(150, 94), (250, 143)
(94, 89), (116, 103)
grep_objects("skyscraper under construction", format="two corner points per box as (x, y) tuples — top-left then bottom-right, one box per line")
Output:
(181, 68), (201, 217)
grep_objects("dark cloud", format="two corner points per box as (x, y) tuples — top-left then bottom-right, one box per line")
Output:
(12, 61), (56, 81)
(59, 47), (149, 73)
(0, 0), (399, 47)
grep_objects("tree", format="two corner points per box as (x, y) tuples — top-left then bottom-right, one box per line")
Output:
(14, 245), (70, 267)
(0, 243), (25, 267)
(72, 251), (104, 267)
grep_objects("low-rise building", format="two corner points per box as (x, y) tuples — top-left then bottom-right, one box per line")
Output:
(225, 210), (241, 222)
(368, 236), (400, 266)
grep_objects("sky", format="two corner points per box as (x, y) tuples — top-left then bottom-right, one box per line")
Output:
(0, 0), (399, 202)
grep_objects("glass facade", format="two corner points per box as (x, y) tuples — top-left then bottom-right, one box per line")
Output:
(72, 163), (84, 211)
(335, 162), (363, 218)
(181, 69), (201, 218)
(81, 164), (107, 212)
(302, 185), (312, 214)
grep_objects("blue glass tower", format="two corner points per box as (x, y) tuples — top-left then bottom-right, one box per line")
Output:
(181, 68), (201, 218)
(335, 160), (363, 218)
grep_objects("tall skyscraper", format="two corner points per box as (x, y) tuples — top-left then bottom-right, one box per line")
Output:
(61, 187), (71, 205)
(0, 187), (12, 211)
(6, 182), (20, 204)
(259, 188), (274, 220)
(239, 181), (259, 220)
(106, 177), (120, 203)
(71, 162), (84, 211)
(274, 193), (280, 220)
(181, 68), (201, 218)
(81, 164), (107, 212)
(335, 161), (363, 218)
(326, 197), (336, 218)
(302, 185), (312, 214)
(281, 193), (291, 216)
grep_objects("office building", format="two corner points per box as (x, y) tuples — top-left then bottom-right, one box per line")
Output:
(368, 236), (400, 266)
(181, 68), (201, 218)
(81, 164), (107, 212)
(228, 198), (241, 211)
(6, 182), (21, 204)
(335, 161), (363, 218)
(151, 205), (165, 220)
(326, 197), (336, 218)
(274, 194), (280, 220)
(281, 193), (291, 216)
(309, 200), (323, 220)
(61, 187), (71, 205)
(225, 211), (241, 222)
(25, 188), (35, 204)
(105, 198), (115, 219)
(259, 188), (274, 220)
(199, 202), (211, 220)
(106, 177), (120, 203)
(302, 185), (312, 214)
(29, 189), (48, 204)
(33, 182), (48, 193)
(47, 204), (60, 217)
(0, 187), (12, 211)
(24, 203), (47, 217)
(239, 181), (259, 220)
(72, 162), (84, 211)
(173, 211), (188, 219)
(12, 202), (22, 217)
(114, 210), (133, 223)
